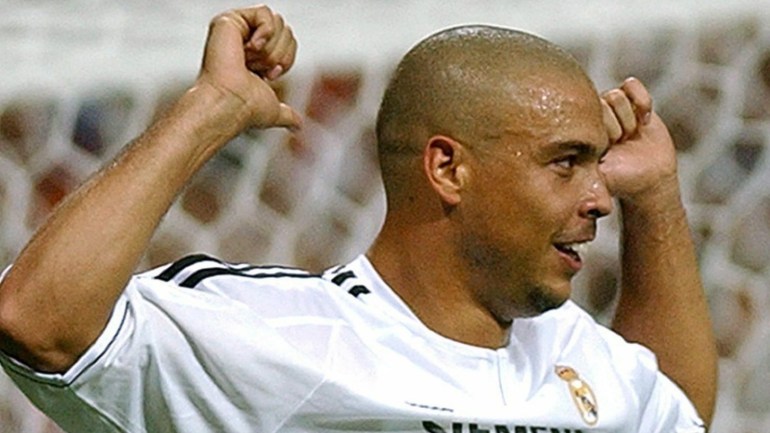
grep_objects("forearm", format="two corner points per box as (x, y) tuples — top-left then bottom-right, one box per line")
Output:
(612, 182), (717, 424)
(0, 83), (249, 372)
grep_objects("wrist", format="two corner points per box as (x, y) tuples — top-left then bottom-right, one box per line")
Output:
(619, 174), (682, 213)
(183, 80), (255, 137)
(136, 82), (253, 178)
(618, 175), (690, 231)
(618, 178), (695, 268)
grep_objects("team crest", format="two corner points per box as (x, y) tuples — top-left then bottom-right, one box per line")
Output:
(555, 365), (598, 426)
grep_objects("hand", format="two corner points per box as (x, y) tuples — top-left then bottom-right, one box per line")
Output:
(599, 78), (678, 205)
(197, 5), (301, 131)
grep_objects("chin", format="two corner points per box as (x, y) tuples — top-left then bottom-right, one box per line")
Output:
(525, 284), (570, 316)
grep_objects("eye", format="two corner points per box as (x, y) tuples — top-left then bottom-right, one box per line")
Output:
(552, 155), (578, 172)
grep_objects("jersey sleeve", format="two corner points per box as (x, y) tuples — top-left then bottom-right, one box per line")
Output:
(0, 271), (328, 433)
(637, 368), (707, 433)
(595, 326), (707, 433)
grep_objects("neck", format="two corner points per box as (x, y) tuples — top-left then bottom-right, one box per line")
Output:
(367, 216), (511, 349)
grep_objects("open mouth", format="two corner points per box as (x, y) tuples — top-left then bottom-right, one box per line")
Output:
(553, 241), (591, 270)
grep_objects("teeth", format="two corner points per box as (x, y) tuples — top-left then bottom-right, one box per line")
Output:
(564, 241), (591, 255)
(574, 242), (590, 255)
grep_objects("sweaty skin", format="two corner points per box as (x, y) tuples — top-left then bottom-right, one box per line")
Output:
(0, 14), (716, 427)
(0, 5), (301, 372)
(603, 82), (717, 426)
(369, 73), (611, 344)
(370, 27), (716, 424)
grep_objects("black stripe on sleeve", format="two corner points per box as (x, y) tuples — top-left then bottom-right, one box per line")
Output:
(331, 270), (355, 286)
(179, 268), (321, 288)
(348, 285), (370, 297)
(155, 254), (223, 282)
(326, 268), (372, 298)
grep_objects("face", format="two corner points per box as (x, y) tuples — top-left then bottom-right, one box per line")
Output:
(456, 75), (612, 320)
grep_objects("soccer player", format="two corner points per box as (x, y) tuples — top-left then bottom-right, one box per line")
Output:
(0, 4), (716, 432)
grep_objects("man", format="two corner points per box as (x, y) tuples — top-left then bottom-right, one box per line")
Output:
(0, 4), (716, 433)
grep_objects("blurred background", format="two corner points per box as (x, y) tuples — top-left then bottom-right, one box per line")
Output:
(1, 0), (770, 431)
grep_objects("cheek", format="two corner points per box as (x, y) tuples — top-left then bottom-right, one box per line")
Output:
(470, 186), (560, 258)
(494, 175), (567, 230)
(463, 161), (571, 242)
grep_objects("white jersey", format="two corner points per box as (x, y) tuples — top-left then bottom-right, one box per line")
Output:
(1, 254), (705, 433)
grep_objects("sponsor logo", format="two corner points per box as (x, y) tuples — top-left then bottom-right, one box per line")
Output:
(422, 421), (584, 433)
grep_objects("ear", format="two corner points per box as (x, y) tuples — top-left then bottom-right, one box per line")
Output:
(423, 135), (469, 206)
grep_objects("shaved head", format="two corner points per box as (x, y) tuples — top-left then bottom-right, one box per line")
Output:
(375, 25), (596, 204)
(368, 24), (612, 337)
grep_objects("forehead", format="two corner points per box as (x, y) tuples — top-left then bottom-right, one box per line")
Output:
(498, 75), (607, 150)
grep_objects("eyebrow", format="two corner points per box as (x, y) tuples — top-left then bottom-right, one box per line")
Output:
(544, 140), (608, 158)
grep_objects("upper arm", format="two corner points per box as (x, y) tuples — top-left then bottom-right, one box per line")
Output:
(0, 261), (124, 373)
(1, 275), (326, 432)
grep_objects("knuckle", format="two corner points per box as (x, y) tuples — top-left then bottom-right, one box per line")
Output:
(255, 4), (272, 14)
(209, 13), (229, 28)
(284, 45), (297, 63)
(209, 12), (245, 34)
(604, 89), (626, 104)
(261, 20), (275, 36)
(623, 76), (639, 86)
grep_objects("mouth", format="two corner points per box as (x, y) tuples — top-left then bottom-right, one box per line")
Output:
(553, 240), (591, 272)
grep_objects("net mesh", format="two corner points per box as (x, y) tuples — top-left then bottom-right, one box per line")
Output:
(1, 1), (769, 431)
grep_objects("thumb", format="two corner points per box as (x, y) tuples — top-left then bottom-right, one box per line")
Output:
(272, 103), (303, 131)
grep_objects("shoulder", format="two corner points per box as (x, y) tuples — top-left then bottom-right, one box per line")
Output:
(555, 302), (659, 371)
(513, 300), (601, 342)
(130, 253), (370, 321)
(522, 300), (633, 346)
(141, 253), (325, 289)
(525, 302), (705, 430)
(516, 301), (660, 379)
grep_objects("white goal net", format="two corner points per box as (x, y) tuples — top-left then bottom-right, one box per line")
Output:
(1, 0), (769, 431)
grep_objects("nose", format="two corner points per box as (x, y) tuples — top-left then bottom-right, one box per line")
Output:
(579, 175), (613, 219)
